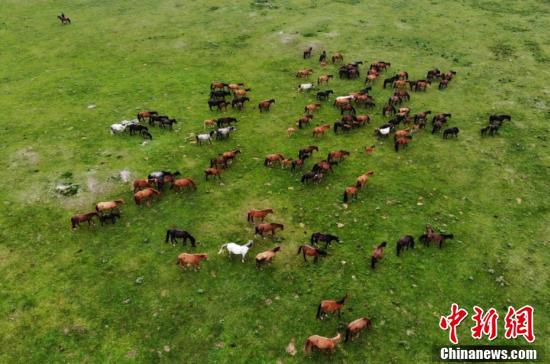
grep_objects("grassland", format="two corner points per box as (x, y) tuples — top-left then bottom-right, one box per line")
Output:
(0, 0), (549, 363)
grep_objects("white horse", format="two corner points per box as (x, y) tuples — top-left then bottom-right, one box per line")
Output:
(218, 240), (254, 262)
(216, 126), (236, 140)
(336, 95), (355, 102)
(111, 123), (127, 134)
(298, 83), (314, 92)
(196, 131), (215, 145)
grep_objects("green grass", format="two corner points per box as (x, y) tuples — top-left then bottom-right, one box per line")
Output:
(0, 0), (549, 362)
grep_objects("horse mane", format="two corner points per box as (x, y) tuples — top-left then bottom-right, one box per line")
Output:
(114, 199), (124, 204)
(337, 294), (348, 304)
(271, 246), (281, 253)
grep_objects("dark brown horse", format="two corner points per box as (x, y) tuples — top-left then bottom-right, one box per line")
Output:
(258, 99), (275, 112)
(247, 208), (274, 222)
(71, 212), (98, 229)
(424, 225), (454, 248)
(371, 242), (387, 269)
(396, 235), (415, 256)
(303, 47), (313, 59)
(255, 223), (284, 237)
(297, 245), (327, 263)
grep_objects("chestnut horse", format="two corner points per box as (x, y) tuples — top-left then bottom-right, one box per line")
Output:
(255, 223), (284, 237)
(71, 212), (98, 229)
(176, 253), (208, 271)
(304, 333), (342, 355)
(96, 199), (124, 214)
(394, 135), (412, 152)
(133, 179), (151, 193)
(264, 153), (285, 167)
(343, 186), (358, 203)
(332, 52), (344, 63)
(297, 114), (313, 128)
(304, 103), (321, 114)
(204, 167), (223, 180)
(317, 293), (348, 319)
(328, 150), (350, 162)
(356, 171), (374, 189)
(313, 124), (331, 137)
(247, 208), (274, 222)
(172, 178), (197, 192)
(296, 69), (313, 78)
(258, 99), (275, 112)
(297, 245), (327, 263)
(137, 111), (158, 122)
(425, 225), (454, 248)
(317, 75), (333, 84)
(346, 317), (372, 342)
(371, 242), (387, 269)
(255, 246), (281, 268)
(134, 188), (160, 206)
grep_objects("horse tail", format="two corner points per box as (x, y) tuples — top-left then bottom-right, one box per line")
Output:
(247, 212), (251, 222)
(316, 304), (323, 319)
(396, 244), (400, 256)
(394, 140), (399, 152)
(304, 339), (312, 354)
(297, 246), (303, 255)
(217, 244), (227, 254)
(71, 217), (76, 229)
(345, 327), (351, 342)
(263, 158), (268, 166)
(189, 179), (196, 189)
(343, 191), (348, 203)
(443, 234), (454, 239)
(165, 230), (171, 243)
(371, 256), (376, 269)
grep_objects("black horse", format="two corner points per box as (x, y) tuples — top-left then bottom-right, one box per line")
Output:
(128, 124), (149, 135)
(443, 127), (459, 139)
(99, 211), (121, 225)
(334, 121), (353, 134)
(210, 90), (231, 100)
(396, 235), (415, 256)
(316, 90), (334, 101)
(481, 124), (500, 136)
(311, 232), (340, 249)
(489, 114), (511, 124)
(165, 229), (196, 247)
(58, 13), (71, 24)
(158, 118), (177, 129)
(217, 117), (238, 128)
(383, 75), (399, 88)
(231, 97), (249, 110)
(208, 99), (229, 111)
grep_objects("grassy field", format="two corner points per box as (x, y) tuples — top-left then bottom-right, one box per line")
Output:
(1, 0), (549, 362)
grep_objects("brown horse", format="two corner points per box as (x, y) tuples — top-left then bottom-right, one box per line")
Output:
(356, 171), (374, 188)
(296, 69), (313, 78)
(137, 111), (158, 122)
(343, 186), (358, 203)
(303, 47), (313, 59)
(313, 124), (331, 137)
(228, 83), (245, 93)
(425, 224), (454, 248)
(210, 81), (228, 91)
(297, 245), (327, 263)
(205, 167), (223, 180)
(394, 135), (412, 152)
(255, 246), (281, 268)
(304, 333), (342, 355)
(317, 294), (348, 319)
(234, 88), (251, 97)
(297, 114), (313, 128)
(71, 212), (98, 229)
(304, 103), (321, 114)
(247, 208), (274, 222)
(332, 52), (344, 63)
(133, 179), (151, 193)
(258, 99), (275, 112)
(393, 79), (408, 89)
(355, 114), (371, 125)
(364, 145), (376, 155)
(203, 119), (217, 128)
(317, 75), (333, 84)
(222, 149), (241, 163)
(328, 150), (350, 162)
(176, 253), (208, 271)
(394, 129), (411, 139)
(264, 153), (285, 167)
(172, 178), (197, 192)
(346, 317), (372, 342)
(96, 199), (124, 214)
(134, 188), (160, 206)
(255, 223), (284, 237)
(371, 242), (387, 269)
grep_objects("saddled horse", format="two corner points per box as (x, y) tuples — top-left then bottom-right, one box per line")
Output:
(58, 13), (71, 24)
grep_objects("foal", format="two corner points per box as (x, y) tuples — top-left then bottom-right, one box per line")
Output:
(371, 242), (387, 269)
(317, 293), (348, 319)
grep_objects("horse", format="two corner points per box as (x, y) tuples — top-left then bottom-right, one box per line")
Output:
(208, 99), (230, 111)
(365, 145), (376, 155)
(291, 157), (307, 171)
(343, 186), (358, 203)
(346, 317), (372, 342)
(317, 293), (348, 319)
(438, 79), (450, 90)
(319, 50), (327, 63)
(132, 179), (150, 193)
(432, 113), (452, 124)
(304, 333), (342, 355)
(297, 245), (327, 263)
(490, 114), (511, 124)
(255, 223), (284, 237)
(264, 153), (285, 167)
(383, 75), (399, 88)
(71, 212), (98, 229)
(218, 240), (254, 262)
(442, 70), (457, 80)
(137, 111), (158, 122)
(215, 126), (236, 140)
(443, 127), (459, 139)
(231, 97), (250, 110)
(255, 246), (281, 268)
(382, 104), (396, 117)
(210, 90), (231, 100)
(304, 103), (322, 114)
(196, 131), (215, 145)
(313, 124), (331, 137)
(311, 233), (340, 249)
(298, 145), (318, 159)
(110, 123), (127, 134)
(316, 90), (333, 101)
(228, 83), (245, 93)
(172, 178), (197, 192)
(414, 110), (431, 125)
(297, 114), (313, 129)
(427, 68), (441, 81)
(356, 171), (374, 189)
(165, 229), (196, 246)
(128, 124), (149, 136)
(134, 188), (160, 206)
(371, 242), (387, 269)
(296, 69), (314, 78)
(425, 225), (454, 248)
(203, 119), (217, 129)
(396, 235), (415, 256)
(57, 13), (71, 24)
(328, 150), (350, 162)
(395, 135), (412, 152)
(333, 121), (352, 134)
(99, 211), (120, 225)
(340, 104), (356, 116)
(301, 171), (324, 184)
(204, 167), (223, 180)
(176, 253), (208, 271)
(332, 52), (344, 63)
(141, 131), (152, 140)
(481, 124), (500, 136)
(258, 99), (275, 112)
(303, 47), (313, 59)
(298, 83), (315, 92)
(312, 160), (336, 174)
(216, 117), (238, 128)
(318, 75), (333, 84)
(96, 199), (124, 214)
(247, 208), (274, 222)
(414, 80), (431, 91)
(158, 118), (177, 129)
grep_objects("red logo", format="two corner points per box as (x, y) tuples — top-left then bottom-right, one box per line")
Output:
(439, 303), (469, 344)
(471, 306), (499, 341)
(504, 305), (535, 343)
